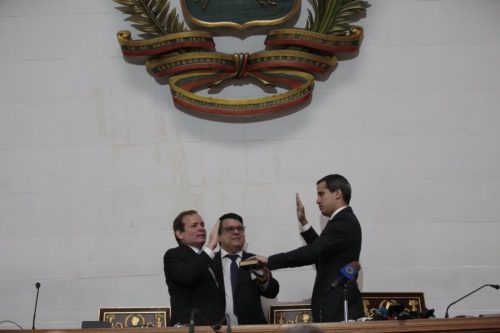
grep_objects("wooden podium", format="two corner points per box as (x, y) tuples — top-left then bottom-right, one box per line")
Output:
(2, 317), (500, 333)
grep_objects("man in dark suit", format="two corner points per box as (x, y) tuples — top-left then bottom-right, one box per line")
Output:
(163, 210), (225, 326)
(252, 174), (363, 322)
(213, 213), (279, 325)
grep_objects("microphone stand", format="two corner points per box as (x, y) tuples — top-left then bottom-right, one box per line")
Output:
(343, 286), (349, 322)
(342, 279), (359, 322)
(444, 284), (500, 318)
(189, 309), (197, 333)
(32, 282), (41, 330)
(225, 314), (231, 333)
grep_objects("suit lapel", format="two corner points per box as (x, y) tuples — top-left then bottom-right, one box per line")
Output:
(322, 206), (353, 233)
(241, 251), (251, 260)
(179, 243), (198, 257)
(213, 252), (225, 291)
(180, 244), (222, 290)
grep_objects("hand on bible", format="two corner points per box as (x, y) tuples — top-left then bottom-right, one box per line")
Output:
(248, 255), (269, 266)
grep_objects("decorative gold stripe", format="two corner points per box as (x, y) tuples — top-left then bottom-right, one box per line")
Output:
(249, 50), (337, 67)
(267, 26), (364, 45)
(169, 70), (314, 115)
(116, 30), (214, 57)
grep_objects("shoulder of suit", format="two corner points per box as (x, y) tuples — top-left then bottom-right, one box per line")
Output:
(165, 245), (180, 254)
(167, 243), (195, 255)
(341, 206), (354, 213)
(242, 250), (255, 258)
(164, 246), (181, 260)
(334, 206), (355, 217)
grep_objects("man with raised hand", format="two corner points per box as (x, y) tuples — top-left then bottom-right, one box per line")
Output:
(163, 210), (224, 326)
(252, 174), (363, 322)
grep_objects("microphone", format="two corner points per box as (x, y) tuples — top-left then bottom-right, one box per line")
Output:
(331, 262), (360, 289)
(444, 284), (499, 318)
(32, 282), (41, 329)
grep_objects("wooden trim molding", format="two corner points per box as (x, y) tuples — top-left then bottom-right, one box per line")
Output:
(6, 316), (500, 333)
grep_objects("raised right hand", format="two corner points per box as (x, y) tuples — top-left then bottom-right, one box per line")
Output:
(207, 220), (220, 250)
(296, 193), (308, 226)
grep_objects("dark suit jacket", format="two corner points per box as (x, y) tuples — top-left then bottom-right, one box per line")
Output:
(213, 251), (280, 324)
(163, 243), (225, 326)
(267, 206), (363, 322)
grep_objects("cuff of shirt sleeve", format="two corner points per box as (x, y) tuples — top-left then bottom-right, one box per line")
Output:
(257, 279), (270, 290)
(301, 223), (312, 232)
(202, 246), (215, 259)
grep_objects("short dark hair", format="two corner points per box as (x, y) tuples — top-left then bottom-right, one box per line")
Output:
(173, 210), (198, 243)
(218, 212), (243, 235)
(317, 174), (351, 204)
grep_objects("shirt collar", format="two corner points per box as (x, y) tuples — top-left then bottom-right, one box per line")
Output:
(221, 248), (243, 258)
(186, 244), (202, 253)
(329, 205), (348, 220)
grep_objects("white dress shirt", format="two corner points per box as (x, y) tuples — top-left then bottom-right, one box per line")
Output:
(220, 248), (243, 325)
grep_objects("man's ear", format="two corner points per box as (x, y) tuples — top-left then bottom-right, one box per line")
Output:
(175, 229), (183, 241)
(334, 189), (342, 199)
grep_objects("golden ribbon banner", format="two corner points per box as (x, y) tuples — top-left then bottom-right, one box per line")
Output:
(265, 27), (364, 53)
(116, 26), (364, 119)
(169, 70), (315, 117)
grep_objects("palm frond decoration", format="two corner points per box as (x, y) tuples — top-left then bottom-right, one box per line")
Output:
(306, 0), (370, 35)
(113, 0), (186, 38)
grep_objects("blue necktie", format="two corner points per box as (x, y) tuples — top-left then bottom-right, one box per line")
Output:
(226, 254), (239, 310)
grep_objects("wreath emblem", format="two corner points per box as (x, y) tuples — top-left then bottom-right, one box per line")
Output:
(114, 0), (369, 121)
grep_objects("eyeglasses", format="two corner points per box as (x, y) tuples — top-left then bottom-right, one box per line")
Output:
(222, 226), (245, 233)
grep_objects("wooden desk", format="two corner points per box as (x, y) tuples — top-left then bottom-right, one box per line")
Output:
(2, 317), (500, 333)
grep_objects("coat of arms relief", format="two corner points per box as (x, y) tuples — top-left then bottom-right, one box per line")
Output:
(114, 0), (369, 121)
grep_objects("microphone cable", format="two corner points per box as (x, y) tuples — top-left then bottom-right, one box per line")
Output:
(0, 320), (24, 330)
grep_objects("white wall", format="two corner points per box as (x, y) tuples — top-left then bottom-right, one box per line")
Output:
(1, 0), (500, 329)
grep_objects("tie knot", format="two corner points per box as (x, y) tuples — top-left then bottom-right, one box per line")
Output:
(226, 254), (239, 262)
